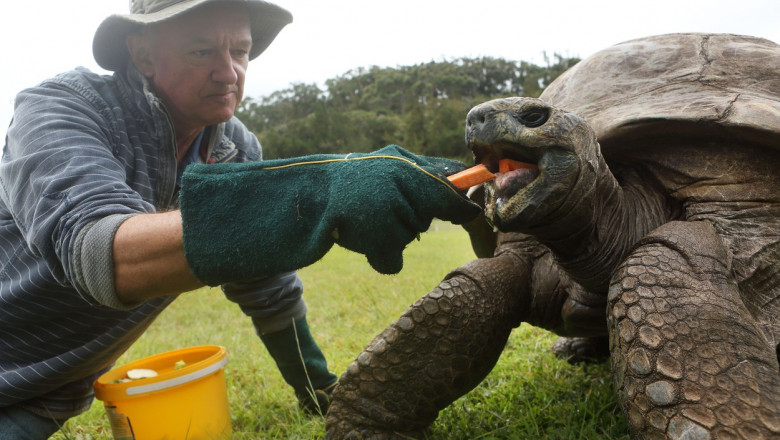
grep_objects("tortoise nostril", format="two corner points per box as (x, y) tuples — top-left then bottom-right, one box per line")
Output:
(467, 107), (488, 126)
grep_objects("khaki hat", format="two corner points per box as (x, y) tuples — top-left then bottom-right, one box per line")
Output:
(93, 0), (293, 71)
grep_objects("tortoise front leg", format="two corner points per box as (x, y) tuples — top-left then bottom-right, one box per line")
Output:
(326, 233), (601, 439)
(325, 253), (527, 439)
(608, 221), (780, 439)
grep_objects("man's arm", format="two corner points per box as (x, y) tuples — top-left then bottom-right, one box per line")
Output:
(113, 211), (203, 304)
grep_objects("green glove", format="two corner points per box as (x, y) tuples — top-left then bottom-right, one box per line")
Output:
(180, 145), (481, 285)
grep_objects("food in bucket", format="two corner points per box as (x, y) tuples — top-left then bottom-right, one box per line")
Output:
(126, 368), (158, 380)
(113, 368), (157, 383)
(113, 358), (190, 383)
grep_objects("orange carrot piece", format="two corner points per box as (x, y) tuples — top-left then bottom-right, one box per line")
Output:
(447, 159), (539, 190)
(499, 158), (538, 173)
(447, 164), (496, 190)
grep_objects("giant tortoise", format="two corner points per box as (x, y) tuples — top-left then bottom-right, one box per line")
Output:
(325, 33), (780, 439)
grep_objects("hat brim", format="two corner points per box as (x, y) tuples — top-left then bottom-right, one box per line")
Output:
(93, 0), (292, 71)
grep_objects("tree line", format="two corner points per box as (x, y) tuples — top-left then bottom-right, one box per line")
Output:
(236, 54), (579, 162)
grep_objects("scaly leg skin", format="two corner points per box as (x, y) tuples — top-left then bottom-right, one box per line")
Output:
(608, 221), (780, 439)
(325, 255), (526, 439)
(327, 259), (519, 440)
(326, 233), (600, 439)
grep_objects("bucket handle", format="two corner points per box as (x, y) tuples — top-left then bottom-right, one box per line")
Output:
(125, 356), (229, 396)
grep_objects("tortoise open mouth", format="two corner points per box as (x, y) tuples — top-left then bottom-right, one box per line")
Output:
(471, 141), (541, 199)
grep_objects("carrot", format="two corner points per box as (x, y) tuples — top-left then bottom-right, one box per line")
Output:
(447, 164), (496, 190)
(447, 159), (539, 190)
(499, 158), (538, 173)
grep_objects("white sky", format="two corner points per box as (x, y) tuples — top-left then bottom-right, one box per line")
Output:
(2, 0), (779, 144)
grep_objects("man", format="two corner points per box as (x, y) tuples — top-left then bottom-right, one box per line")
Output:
(0, 0), (479, 438)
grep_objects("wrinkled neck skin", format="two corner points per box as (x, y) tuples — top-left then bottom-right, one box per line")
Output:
(520, 149), (669, 294)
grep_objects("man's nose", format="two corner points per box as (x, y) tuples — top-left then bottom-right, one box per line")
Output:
(211, 51), (240, 84)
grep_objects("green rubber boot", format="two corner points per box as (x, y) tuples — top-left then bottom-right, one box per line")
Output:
(259, 315), (338, 415)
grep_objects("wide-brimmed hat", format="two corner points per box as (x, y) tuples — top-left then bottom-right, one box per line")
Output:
(93, 0), (293, 71)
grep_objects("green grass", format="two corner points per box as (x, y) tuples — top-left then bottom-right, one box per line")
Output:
(51, 221), (628, 439)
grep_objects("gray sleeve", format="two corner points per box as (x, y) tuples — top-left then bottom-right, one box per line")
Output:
(72, 213), (139, 310)
(222, 271), (307, 334)
(4, 78), (157, 309)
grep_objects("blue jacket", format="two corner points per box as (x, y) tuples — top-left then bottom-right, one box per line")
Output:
(0, 66), (304, 417)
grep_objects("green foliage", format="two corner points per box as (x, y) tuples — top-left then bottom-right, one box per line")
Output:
(51, 222), (627, 439)
(236, 55), (579, 161)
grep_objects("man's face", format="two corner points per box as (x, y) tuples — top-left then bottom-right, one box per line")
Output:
(138, 4), (252, 132)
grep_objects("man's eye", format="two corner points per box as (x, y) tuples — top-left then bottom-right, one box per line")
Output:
(193, 49), (211, 57)
(232, 50), (248, 58)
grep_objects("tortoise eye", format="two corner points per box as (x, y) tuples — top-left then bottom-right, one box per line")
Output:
(516, 109), (549, 128)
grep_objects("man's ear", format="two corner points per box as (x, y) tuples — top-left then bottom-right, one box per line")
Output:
(126, 32), (155, 78)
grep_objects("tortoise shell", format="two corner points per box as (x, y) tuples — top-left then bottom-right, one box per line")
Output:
(539, 33), (780, 150)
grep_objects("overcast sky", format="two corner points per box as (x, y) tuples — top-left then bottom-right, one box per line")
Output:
(2, 0), (779, 144)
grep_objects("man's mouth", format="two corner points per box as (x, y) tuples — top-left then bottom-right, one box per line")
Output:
(205, 89), (238, 101)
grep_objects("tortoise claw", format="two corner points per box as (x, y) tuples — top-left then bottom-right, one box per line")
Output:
(551, 336), (611, 364)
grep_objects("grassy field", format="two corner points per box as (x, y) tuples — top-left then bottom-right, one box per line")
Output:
(52, 221), (629, 439)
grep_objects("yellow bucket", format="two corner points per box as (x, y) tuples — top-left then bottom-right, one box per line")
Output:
(94, 345), (231, 440)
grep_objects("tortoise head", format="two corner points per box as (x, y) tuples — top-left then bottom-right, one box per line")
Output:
(465, 97), (601, 232)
